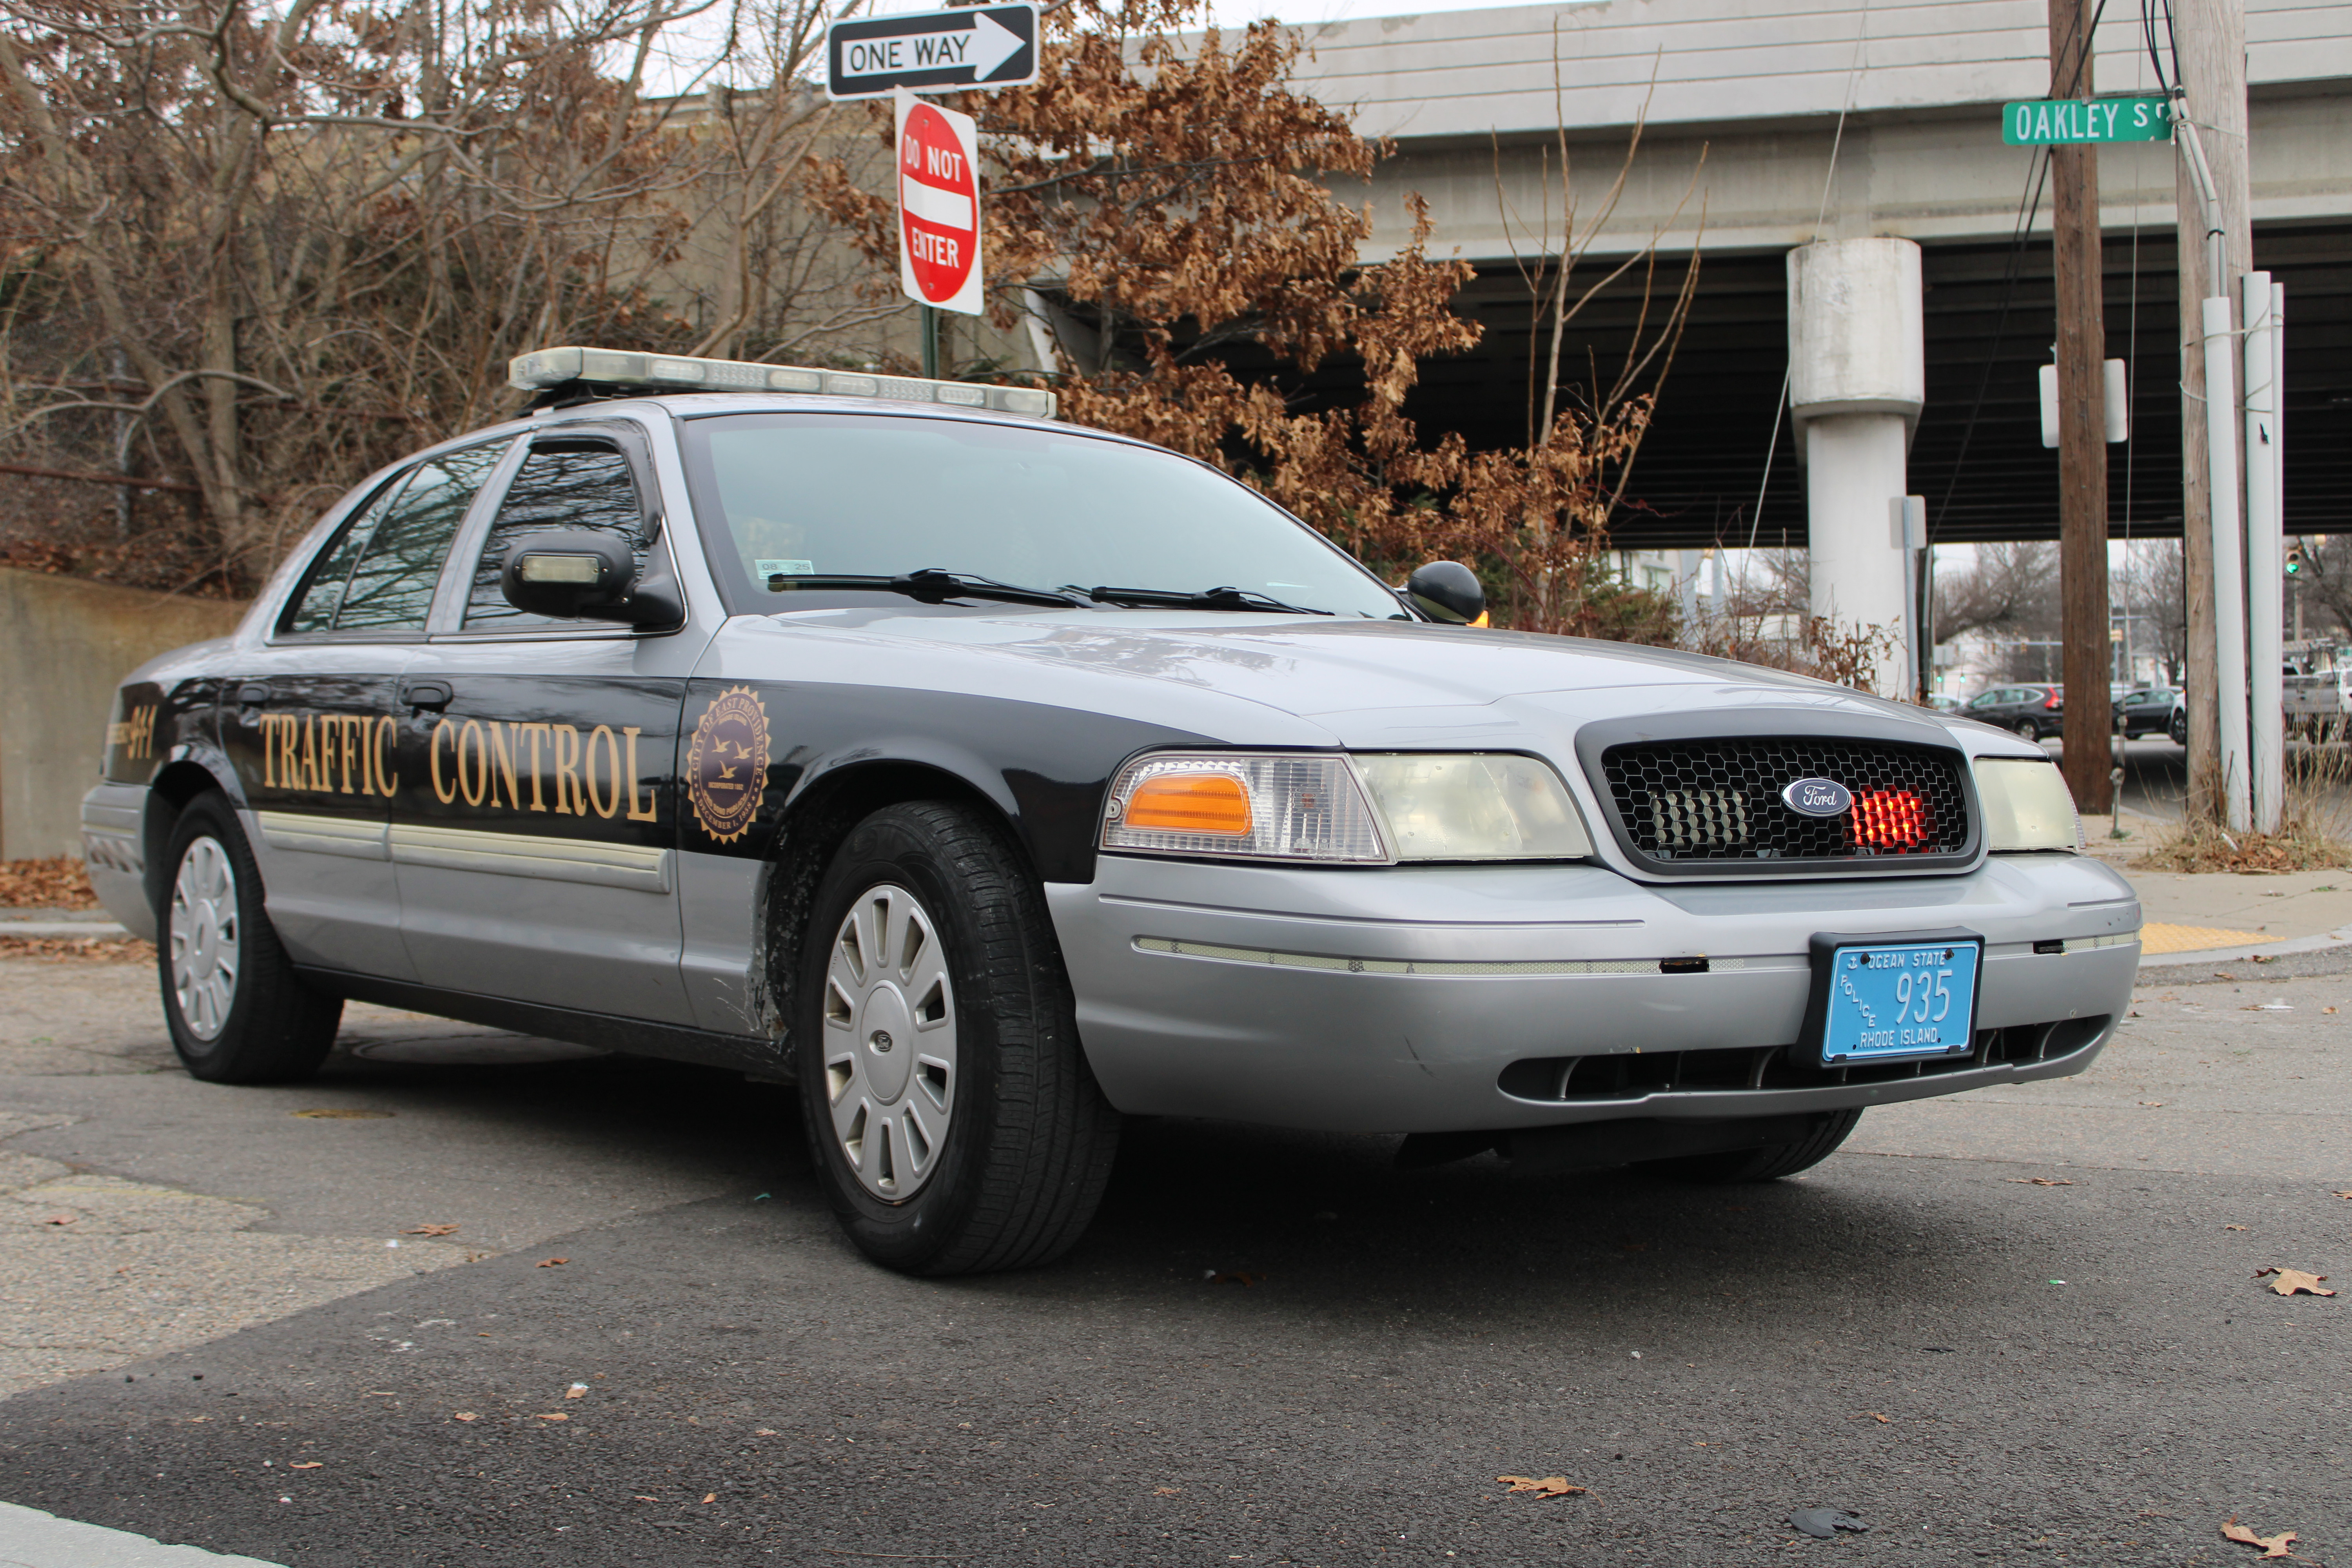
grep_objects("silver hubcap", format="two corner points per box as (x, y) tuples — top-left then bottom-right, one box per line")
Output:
(169, 836), (241, 1041)
(823, 884), (957, 1201)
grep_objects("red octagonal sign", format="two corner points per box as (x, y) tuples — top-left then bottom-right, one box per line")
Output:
(896, 93), (982, 316)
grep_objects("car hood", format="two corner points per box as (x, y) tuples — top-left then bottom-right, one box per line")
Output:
(750, 606), (1980, 752)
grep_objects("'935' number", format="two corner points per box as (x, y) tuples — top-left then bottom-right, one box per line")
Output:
(1893, 966), (1955, 1025)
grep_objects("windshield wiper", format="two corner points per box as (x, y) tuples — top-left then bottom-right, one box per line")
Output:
(764, 568), (1082, 608)
(1087, 585), (1334, 616)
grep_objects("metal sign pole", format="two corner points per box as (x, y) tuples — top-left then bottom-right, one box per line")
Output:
(922, 305), (940, 379)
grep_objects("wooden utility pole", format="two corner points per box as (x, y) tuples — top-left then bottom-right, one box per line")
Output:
(2050, 0), (2112, 813)
(2172, 0), (2253, 823)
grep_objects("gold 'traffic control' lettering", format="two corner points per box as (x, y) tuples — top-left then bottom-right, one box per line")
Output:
(428, 716), (658, 820)
(258, 712), (396, 798)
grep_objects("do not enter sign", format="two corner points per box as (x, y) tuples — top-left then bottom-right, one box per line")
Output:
(895, 89), (983, 316)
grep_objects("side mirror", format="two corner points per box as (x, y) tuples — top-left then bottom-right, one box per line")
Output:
(1406, 560), (1487, 626)
(502, 532), (671, 624)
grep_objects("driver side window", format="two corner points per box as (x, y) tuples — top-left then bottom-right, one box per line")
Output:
(464, 437), (650, 629)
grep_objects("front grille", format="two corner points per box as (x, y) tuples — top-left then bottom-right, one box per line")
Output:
(1496, 1016), (2110, 1102)
(1598, 737), (1971, 866)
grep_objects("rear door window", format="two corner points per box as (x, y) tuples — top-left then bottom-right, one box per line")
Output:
(332, 444), (506, 633)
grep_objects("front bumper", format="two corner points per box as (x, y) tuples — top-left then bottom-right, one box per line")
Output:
(1045, 853), (2139, 1134)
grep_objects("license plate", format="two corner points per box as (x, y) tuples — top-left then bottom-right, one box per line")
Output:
(1818, 939), (1981, 1064)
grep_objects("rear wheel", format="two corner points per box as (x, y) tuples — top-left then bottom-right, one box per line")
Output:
(158, 793), (341, 1083)
(2013, 719), (2041, 741)
(795, 801), (1120, 1275)
(1636, 1108), (1863, 1183)
(2168, 710), (2188, 747)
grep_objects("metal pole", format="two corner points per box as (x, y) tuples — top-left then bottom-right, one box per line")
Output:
(2243, 272), (2282, 830)
(2205, 292), (2251, 830)
(922, 304), (940, 379)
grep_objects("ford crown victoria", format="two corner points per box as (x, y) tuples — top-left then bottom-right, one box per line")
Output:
(80, 347), (2143, 1274)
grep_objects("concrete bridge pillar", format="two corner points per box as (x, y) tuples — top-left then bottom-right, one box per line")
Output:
(1788, 238), (1925, 695)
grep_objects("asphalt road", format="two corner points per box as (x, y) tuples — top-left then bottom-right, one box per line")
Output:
(1, 955), (2347, 1567)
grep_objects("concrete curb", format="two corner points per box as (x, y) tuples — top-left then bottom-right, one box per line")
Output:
(0, 1502), (286, 1568)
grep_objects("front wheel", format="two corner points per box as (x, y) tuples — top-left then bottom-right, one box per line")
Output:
(795, 801), (1120, 1275)
(1636, 1108), (1863, 1183)
(158, 793), (341, 1083)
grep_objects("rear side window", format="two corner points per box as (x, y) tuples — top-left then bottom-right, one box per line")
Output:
(464, 439), (649, 628)
(281, 478), (403, 634)
(332, 444), (506, 632)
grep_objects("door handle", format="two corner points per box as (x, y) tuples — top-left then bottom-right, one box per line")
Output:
(401, 681), (453, 712)
(234, 682), (271, 706)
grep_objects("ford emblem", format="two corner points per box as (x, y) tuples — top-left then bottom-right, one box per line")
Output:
(1781, 777), (1852, 817)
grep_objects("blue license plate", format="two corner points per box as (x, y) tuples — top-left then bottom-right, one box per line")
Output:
(1819, 939), (1981, 1063)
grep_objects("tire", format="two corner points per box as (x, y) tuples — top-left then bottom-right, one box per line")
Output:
(1637, 1108), (1863, 1184)
(2168, 711), (2188, 748)
(795, 801), (1120, 1275)
(2013, 719), (2041, 740)
(157, 793), (341, 1084)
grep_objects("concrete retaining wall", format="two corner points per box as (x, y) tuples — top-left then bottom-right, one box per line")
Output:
(0, 569), (248, 859)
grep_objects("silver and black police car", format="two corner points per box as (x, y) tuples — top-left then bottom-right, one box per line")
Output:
(80, 347), (2142, 1274)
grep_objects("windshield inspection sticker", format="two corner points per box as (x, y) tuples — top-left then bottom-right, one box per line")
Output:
(687, 686), (771, 844)
(756, 559), (815, 577)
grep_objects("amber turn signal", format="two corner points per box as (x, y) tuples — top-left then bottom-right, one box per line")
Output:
(1123, 771), (1253, 835)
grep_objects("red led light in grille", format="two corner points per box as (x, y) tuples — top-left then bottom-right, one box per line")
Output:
(1849, 788), (1931, 851)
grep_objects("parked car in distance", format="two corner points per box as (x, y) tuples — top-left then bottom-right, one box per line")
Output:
(1964, 684), (2064, 740)
(2114, 685), (2186, 744)
(1924, 694), (1964, 715)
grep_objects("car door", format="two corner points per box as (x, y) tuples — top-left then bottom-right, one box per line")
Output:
(221, 440), (511, 979)
(388, 421), (711, 1025)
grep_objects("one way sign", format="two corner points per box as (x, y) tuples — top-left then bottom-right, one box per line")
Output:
(826, 4), (1038, 100)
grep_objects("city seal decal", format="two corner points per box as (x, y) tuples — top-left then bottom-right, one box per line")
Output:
(1780, 777), (1853, 817)
(686, 686), (770, 843)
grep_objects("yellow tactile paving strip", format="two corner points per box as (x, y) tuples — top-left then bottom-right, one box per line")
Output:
(2141, 922), (2275, 955)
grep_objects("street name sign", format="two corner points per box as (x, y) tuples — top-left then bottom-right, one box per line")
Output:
(897, 90), (984, 316)
(828, 4), (1038, 100)
(2002, 96), (2172, 145)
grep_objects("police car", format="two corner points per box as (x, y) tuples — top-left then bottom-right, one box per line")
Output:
(80, 347), (2142, 1275)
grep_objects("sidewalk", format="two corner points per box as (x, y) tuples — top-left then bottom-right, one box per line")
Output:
(0, 1502), (284, 1568)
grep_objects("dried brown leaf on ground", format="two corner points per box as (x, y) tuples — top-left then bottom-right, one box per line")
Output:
(2253, 1268), (2336, 1297)
(403, 1224), (458, 1236)
(2010, 1177), (2075, 1186)
(1853, 1412), (1891, 1423)
(565, 1384), (588, 1399)
(1497, 1475), (1587, 1498)
(451, 1413), (478, 1422)
(701, 1493), (717, 1504)
(2221, 1517), (2298, 1557)
(537, 1258), (568, 1267)
(535, 1413), (568, 1422)
(2332, 1191), (2352, 1200)
(2226, 1225), (2249, 1231)
(0, 857), (99, 908)
(288, 1462), (321, 1469)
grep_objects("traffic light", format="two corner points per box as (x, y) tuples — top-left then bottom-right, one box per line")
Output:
(2286, 545), (2308, 581)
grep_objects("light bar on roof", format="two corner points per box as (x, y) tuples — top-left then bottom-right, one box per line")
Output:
(507, 346), (1057, 419)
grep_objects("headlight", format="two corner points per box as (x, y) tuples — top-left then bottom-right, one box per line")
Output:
(1354, 753), (1592, 860)
(1101, 752), (1592, 864)
(1974, 756), (2081, 851)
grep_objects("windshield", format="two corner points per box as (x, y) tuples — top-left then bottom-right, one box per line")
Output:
(679, 412), (1405, 618)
